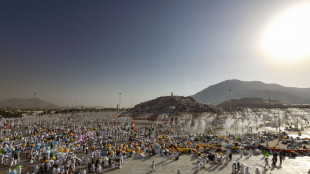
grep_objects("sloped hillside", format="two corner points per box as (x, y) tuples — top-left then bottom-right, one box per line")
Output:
(193, 79), (310, 105)
(130, 96), (219, 114)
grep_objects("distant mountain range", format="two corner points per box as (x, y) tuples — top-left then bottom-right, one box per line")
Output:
(0, 98), (58, 109)
(192, 79), (310, 105)
(2, 79), (310, 109)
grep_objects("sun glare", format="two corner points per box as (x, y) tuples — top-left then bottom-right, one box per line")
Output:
(261, 2), (310, 62)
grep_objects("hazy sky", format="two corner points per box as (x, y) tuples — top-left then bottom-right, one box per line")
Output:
(1, 0), (310, 107)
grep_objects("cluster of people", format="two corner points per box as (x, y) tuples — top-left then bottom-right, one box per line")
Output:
(0, 111), (308, 174)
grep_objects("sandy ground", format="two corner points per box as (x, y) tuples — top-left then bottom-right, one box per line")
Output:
(2, 151), (310, 174)
(103, 154), (310, 174)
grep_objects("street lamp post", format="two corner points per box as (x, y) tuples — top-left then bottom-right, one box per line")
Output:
(297, 108), (299, 130)
(228, 89), (232, 112)
(255, 115), (258, 132)
(118, 92), (122, 109)
(278, 108), (281, 138)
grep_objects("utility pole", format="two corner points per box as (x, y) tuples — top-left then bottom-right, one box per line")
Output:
(242, 116), (244, 132)
(278, 108), (280, 138)
(297, 108), (299, 130)
(255, 114), (258, 132)
(228, 89), (232, 112)
(33, 92), (37, 117)
(297, 115), (299, 130)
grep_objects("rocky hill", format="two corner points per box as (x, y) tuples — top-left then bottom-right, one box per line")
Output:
(130, 96), (219, 114)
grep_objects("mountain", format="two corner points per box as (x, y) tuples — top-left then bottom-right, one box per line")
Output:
(0, 98), (58, 109)
(192, 79), (310, 105)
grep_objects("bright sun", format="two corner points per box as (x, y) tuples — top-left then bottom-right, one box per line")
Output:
(261, 2), (310, 62)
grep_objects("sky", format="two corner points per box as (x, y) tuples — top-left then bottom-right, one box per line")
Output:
(1, 0), (310, 107)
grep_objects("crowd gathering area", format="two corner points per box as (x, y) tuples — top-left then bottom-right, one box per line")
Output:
(0, 111), (310, 174)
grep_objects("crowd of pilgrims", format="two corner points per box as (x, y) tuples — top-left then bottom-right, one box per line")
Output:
(0, 112), (307, 174)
